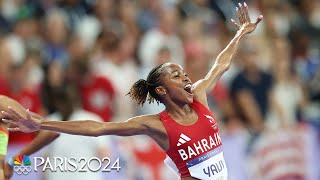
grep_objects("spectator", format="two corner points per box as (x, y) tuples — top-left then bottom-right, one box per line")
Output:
(139, 7), (184, 70)
(42, 9), (69, 66)
(230, 42), (273, 132)
(136, 0), (162, 32)
(92, 30), (138, 122)
(8, 62), (43, 145)
(41, 61), (66, 114)
(67, 57), (115, 122)
(0, 40), (12, 96)
(23, 51), (44, 88)
(268, 38), (306, 129)
(58, 0), (90, 31)
(92, 0), (114, 26)
(43, 85), (110, 180)
(66, 34), (87, 62)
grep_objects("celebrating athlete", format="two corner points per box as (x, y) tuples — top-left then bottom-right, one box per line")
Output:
(2, 3), (262, 180)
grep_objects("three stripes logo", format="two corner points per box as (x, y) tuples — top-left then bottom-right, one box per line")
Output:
(177, 134), (191, 147)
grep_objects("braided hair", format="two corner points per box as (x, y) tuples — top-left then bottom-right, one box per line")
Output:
(127, 63), (166, 106)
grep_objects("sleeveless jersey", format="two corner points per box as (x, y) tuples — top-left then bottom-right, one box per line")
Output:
(160, 100), (228, 180)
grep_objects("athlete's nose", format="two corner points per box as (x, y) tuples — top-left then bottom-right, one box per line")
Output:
(183, 75), (191, 83)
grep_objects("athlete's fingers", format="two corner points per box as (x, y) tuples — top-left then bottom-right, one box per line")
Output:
(244, 2), (251, 22)
(5, 108), (20, 120)
(254, 15), (263, 26)
(2, 119), (18, 127)
(26, 109), (32, 120)
(236, 7), (242, 25)
(8, 127), (21, 132)
(1, 111), (18, 121)
(231, 19), (240, 30)
(8, 107), (25, 120)
(238, 3), (245, 24)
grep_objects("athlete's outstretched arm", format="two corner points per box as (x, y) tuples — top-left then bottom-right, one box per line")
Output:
(42, 117), (149, 137)
(193, 3), (263, 103)
(2, 108), (150, 137)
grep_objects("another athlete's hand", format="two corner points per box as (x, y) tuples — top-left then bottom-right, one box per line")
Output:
(1, 107), (42, 133)
(231, 2), (263, 35)
(4, 162), (13, 179)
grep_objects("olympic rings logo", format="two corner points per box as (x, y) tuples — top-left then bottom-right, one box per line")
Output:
(13, 165), (32, 175)
(9, 155), (33, 175)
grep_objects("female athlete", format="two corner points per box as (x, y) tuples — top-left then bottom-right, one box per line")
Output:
(2, 3), (262, 180)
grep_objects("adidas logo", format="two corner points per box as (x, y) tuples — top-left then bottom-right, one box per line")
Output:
(177, 134), (191, 147)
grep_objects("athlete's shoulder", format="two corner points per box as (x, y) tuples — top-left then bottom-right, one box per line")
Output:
(129, 114), (160, 123)
(129, 114), (162, 130)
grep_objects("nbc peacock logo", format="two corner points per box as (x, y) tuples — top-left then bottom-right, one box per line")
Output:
(10, 155), (32, 175)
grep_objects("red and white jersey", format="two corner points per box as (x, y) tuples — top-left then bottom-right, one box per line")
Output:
(80, 75), (115, 122)
(160, 99), (228, 180)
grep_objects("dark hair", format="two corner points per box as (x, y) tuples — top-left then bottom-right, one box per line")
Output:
(127, 64), (166, 106)
(99, 30), (121, 52)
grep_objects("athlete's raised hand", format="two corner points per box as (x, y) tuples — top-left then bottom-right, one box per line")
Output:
(231, 2), (263, 34)
(1, 107), (41, 132)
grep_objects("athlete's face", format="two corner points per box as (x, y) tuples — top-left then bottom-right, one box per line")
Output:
(160, 63), (194, 104)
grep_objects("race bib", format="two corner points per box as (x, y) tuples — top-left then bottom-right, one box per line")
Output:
(186, 146), (228, 180)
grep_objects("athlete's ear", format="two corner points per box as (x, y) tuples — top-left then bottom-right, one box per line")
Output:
(155, 86), (167, 96)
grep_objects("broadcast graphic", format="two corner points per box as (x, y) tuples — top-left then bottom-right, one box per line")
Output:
(0, 0), (319, 180)
(9, 155), (32, 175)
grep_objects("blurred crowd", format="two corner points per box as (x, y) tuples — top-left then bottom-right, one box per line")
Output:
(0, 0), (319, 180)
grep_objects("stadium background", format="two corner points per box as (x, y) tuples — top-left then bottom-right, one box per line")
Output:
(0, 0), (319, 179)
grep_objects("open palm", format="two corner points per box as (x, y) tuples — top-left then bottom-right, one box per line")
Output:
(2, 108), (41, 133)
(231, 2), (263, 34)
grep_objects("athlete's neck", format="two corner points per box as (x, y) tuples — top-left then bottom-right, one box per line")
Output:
(165, 101), (194, 120)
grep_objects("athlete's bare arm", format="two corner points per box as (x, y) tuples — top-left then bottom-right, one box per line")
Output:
(40, 115), (153, 137)
(192, 3), (263, 107)
(2, 108), (156, 137)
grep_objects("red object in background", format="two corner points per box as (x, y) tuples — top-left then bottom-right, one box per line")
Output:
(0, 76), (10, 96)
(80, 75), (115, 122)
(9, 88), (42, 144)
(133, 142), (166, 180)
(210, 81), (229, 103)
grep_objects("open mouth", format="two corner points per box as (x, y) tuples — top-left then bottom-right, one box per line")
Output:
(184, 84), (193, 95)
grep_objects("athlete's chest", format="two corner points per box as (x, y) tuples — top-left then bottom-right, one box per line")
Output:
(169, 113), (221, 158)
(172, 111), (198, 126)
(167, 114), (228, 180)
